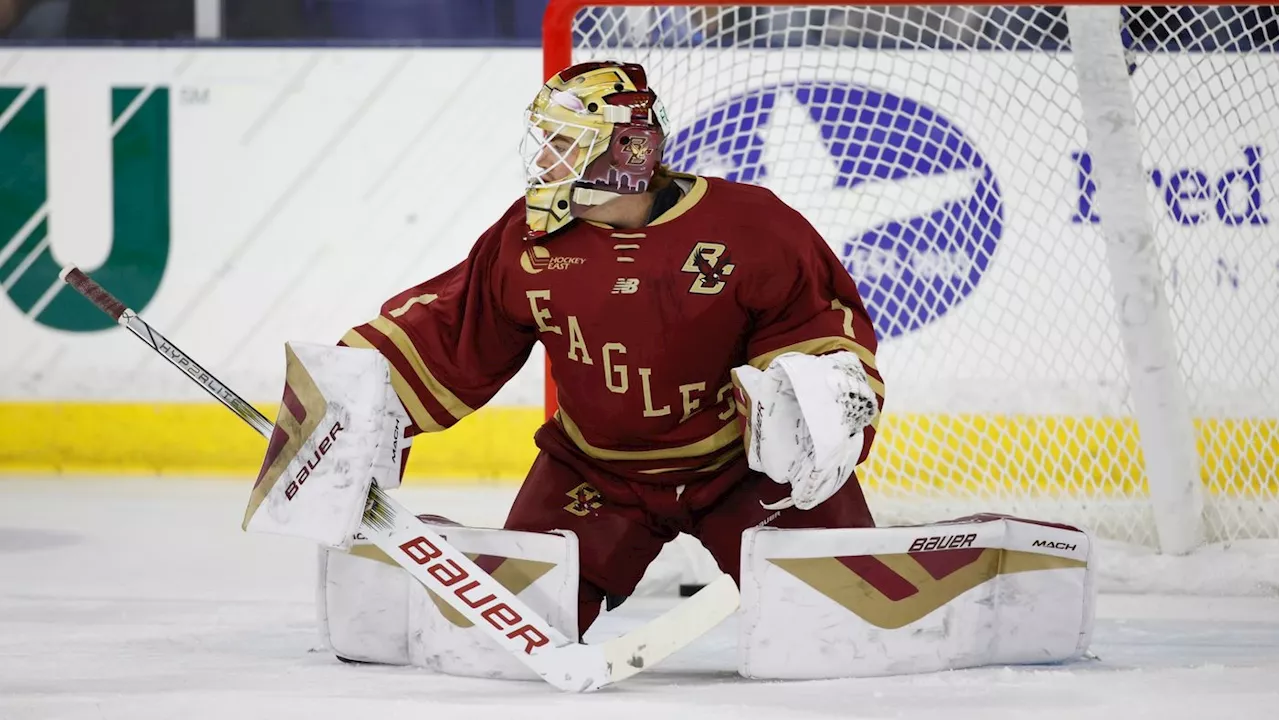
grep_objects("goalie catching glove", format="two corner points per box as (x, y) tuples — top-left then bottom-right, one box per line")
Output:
(733, 352), (878, 510)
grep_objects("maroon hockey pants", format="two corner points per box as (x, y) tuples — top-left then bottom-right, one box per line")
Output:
(503, 450), (875, 638)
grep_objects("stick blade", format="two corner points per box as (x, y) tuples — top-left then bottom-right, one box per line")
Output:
(598, 573), (740, 687)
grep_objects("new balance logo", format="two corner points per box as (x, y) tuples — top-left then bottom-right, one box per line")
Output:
(612, 278), (640, 294)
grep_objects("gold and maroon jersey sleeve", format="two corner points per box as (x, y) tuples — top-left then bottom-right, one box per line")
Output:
(739, 196), (885, 463)
(340, 204), (536, 435)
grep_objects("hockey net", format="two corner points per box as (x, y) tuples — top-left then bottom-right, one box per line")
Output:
(543, 2), (1277, 576)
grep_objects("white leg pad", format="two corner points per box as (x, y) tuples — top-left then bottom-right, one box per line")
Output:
(318, 517), (580, 679)
(739, 516), (1095, 679)
(317, 538), (414, 665)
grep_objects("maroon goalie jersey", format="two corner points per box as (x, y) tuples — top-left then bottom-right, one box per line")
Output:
(342, 175), (884, 484)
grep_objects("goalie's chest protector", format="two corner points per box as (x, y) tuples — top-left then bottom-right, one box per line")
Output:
(503, 177), (756, 445)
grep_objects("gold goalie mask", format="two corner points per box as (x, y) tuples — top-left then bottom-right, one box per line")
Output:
(521, 61), (671, 238)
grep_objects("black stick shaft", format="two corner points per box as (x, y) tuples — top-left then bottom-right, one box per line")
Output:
(60, 265), (274, 439)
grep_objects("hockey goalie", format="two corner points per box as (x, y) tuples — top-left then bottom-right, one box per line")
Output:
(245, 61), (1094, 683)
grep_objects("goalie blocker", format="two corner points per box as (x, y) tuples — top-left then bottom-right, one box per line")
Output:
(243, 342), (408, 549)
(740, 515), (1095, 679)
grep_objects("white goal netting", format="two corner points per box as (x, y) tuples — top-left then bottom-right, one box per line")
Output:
(550, 3), (1278, 558)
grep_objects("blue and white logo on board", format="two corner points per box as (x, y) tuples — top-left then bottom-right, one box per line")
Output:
(665, 81), (1003, 339)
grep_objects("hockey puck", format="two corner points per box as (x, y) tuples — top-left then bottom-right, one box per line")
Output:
(678, 583), (706, 597)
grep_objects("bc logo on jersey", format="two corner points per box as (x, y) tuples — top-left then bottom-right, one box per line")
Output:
(681, 241), (735, 295)
(665, 81), (1003, 339)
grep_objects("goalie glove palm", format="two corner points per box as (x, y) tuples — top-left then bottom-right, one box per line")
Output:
(734, 352), (878, 511)
(733, 362), (815, 492)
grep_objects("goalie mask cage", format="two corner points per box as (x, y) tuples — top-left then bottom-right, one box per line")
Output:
(541, 1), (1278, 558)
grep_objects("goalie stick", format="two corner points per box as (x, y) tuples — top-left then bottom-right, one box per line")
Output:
(59, 264), (739, 692)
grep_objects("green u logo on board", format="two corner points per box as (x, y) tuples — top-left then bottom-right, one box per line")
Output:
(0, 86), (170, 331)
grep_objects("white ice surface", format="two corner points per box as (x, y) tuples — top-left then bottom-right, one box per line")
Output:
(0, 478), (1276, 720)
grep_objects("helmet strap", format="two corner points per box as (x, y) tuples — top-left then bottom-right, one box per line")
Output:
(572, 186), (623, 207)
